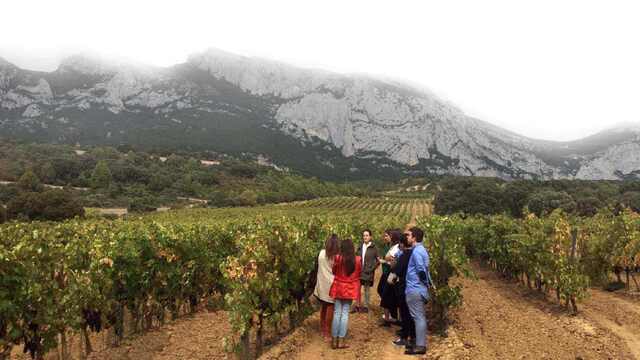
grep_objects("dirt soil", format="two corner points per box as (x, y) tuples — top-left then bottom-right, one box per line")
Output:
(258, 283), (468, 360)
(85, 311), (231, 360)
(11, 311), (231, 360)
(453, 265), (635, 360)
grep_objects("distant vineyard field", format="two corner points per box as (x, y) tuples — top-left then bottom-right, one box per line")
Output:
(288, 196), (432, 221)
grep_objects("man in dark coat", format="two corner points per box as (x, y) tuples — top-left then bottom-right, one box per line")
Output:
(353, 229), (379, 313)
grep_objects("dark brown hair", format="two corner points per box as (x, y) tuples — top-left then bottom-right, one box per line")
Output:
(409, 227), (424, 243)
(325, 234), (340, 260)
(340, 238), (356, 276)
(387, 229), (402, 245)
(399, 232), (410, 248)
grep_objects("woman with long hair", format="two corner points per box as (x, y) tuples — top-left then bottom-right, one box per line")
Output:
(329, 238), (362, 349)
(378, 229), (401, 326)
(391, 232), (416, 349)
(313, 234), (340, 339)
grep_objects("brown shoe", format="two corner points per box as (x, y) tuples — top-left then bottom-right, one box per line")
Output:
(331, 337), (338, 349)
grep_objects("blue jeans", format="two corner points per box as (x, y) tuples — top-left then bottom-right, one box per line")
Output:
(331, 299), (352, 338)
(406, 291), (428, 348)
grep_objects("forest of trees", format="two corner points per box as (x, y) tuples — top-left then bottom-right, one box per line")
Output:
(0, 169), (84, 222)
(3, 141), (640, 222)
(0, 141), (385, 220)
(433, 176), (640, 217)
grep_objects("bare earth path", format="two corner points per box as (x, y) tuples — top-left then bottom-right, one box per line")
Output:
(581, 289), (640, 359)
(12, 310), (232, 360)
(454, 265), (634, 359)
(83, 311), (231, 360)
(259, 271), (468, 360)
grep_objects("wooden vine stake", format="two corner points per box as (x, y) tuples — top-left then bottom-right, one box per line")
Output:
(569, 228), (578, 314)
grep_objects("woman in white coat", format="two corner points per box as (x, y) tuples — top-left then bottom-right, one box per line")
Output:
(313, 234), (340, 339)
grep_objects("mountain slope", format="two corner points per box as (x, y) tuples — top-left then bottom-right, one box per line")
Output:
(1, 50), (639, 180)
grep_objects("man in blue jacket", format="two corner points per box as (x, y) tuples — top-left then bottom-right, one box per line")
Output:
(404, 226), (430, 355)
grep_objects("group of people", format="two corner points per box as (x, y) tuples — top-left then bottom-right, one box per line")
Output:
(312, 227), (431, 355)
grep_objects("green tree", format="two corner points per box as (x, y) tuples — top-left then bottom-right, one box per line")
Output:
(434, 177), (506, 215)
(38, 190), (85, 220)
(575, 196), (602, 217)
(18, 169), (44, 192)
(149, 173), (172, 192)
(37, 162), (57, 184)
(90, 146), (120, 160)
(0, 185), (18, 204)
(526, 190), (576, 217)
(6, 192), (40, 220)
(90, 161), (112, 189)
(236, 190), (258, 206)
(177, 174), (199, 195)
(503, 180), (535, 217)
(6, 190), (84, 221)
(52, 158), (82, 183)
(208, 191), (233, 207)
(620, 191), (640, 212)
(166, 154), (186, 168)
(619, 181), (640, 194)
(196, 170), (220, 186)
(229, 163), (258, 178)
(186, 158), (200, 172)
(128, 196), (158, 212)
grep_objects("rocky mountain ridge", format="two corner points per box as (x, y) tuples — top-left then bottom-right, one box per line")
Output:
(1, 50), (639, 180)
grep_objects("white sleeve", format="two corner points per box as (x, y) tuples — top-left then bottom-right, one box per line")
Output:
(390, 244), (400, 257)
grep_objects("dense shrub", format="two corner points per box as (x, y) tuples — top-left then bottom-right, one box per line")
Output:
(434, 177), (506, 215)
(128, 196), (159, 212)
(575, 196), (602, 217)
(90, 160), (112, 189)
(620, 191), (640, 212)
(234, 190), (259, 206)
(18, 169), (44, 192)
(229, 163), (258, 178)
(503, 180), (536, 217)
(526, 190), (576, 217)
(6, 189), (84, 221)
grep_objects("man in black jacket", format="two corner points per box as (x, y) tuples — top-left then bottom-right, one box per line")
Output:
(353, 229), (379, 313)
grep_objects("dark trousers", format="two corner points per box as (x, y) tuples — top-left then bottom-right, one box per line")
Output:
(378, 273), (398, 319)
(398, 295), (415, 340)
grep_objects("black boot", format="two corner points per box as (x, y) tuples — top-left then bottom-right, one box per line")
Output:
(405, 346), (427, 355)
(405, 338), (416, 350)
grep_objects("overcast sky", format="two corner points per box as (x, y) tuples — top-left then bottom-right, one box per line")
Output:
(2, 0), (638, 141)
